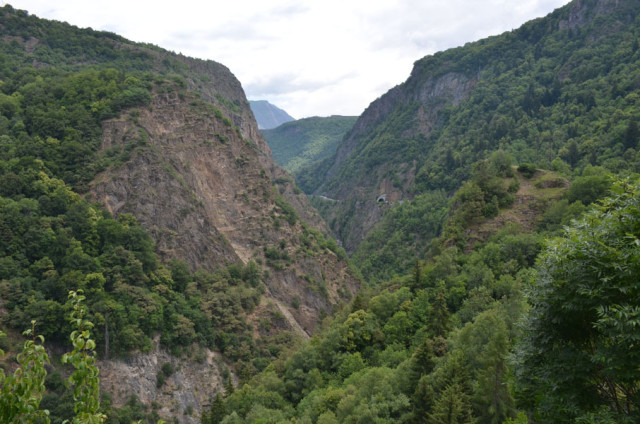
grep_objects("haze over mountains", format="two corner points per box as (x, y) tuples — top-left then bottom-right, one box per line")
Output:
(1, 1), (640, 423)
(248, 100), (294, 129)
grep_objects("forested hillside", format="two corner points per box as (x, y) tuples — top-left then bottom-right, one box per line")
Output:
(207, 176), (640, 424)
(299, 0), (640, 262)
(200, 0), (640, 422)
(262, 115), (357, 174)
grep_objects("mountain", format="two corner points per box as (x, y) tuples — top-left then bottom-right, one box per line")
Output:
(249, 100), (295, 129)
(0, 5), (357, 422)
(262, 115), (358, 174)
(297, 0), (640, 261)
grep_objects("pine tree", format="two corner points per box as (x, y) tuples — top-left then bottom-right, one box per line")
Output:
(428, 383), (475, 424)
(473, 328), (515, 424)
(202, 393), (226, 424)
(428, 285), (451, 338)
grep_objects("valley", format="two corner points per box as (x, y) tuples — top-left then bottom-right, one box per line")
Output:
(1, 0), (640, 423)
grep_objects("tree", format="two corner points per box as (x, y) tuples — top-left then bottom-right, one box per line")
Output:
(517, 179), (640, 423)
(202, 393), (226, 424)
(427, 350), (476, 424)
(62, 290), (107, 424)
(428, 285), (451, 339)
(428, 383), (476, 424)
(623, 119), (639, 149)
(0, 322), (51, 423)
(0, 291), (106, 423)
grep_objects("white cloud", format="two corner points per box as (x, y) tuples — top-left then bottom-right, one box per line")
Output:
(9, 0), (571, 118)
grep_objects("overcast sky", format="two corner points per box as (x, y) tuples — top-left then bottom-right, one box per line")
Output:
(9, 0), (571, 118)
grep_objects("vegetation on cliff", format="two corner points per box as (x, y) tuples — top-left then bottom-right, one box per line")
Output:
(0, 4), (355, 421)
(2, 1), (640, 423)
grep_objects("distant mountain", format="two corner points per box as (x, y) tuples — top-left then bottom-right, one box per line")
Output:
(262, 115), (357, 174)
(249, 100), (295, 129)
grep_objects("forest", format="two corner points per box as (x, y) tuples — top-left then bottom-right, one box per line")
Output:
(1, 1), (640, 423)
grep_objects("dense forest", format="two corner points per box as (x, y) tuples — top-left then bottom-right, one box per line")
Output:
(1, 0), (640, 423)
(262, 116), (357, 174)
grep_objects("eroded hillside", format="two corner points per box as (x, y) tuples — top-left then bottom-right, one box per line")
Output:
(91, 84), (358, 335)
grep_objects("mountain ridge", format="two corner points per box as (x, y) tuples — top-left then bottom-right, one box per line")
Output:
(297, 0), (640, 254)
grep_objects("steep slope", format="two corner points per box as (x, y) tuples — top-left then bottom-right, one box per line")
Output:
(249, 100), (295, 129)
(262, 115), (357, 173)
(299, 0), (640, 254)
(90, 84), (358, 334)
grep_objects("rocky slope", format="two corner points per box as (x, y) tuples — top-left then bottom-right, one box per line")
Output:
(0, 6), (359, 421)
(98, 341), (233, 424)
(90, 82), (358, 337)
(311, 71), (478, 252)
(1, 3), (358, 334)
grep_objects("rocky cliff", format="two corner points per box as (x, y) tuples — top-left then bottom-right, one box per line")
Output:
(0, 4), (357, 334)
(98, 341), (234, 424)
(90, 82), (358, 336)
(311, 70), (477, 252)
(86, 56), (357, 424)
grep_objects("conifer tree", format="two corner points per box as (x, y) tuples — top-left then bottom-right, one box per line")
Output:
(428, 285), (451, 338)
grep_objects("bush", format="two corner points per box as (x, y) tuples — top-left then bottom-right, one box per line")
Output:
(517, 163), (537, 178)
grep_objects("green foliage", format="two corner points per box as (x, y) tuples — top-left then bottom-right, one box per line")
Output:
(517, 178), (640, 422)
(61, 291), (106, 424)
(263, 115), (357, 174)
(517, 163), (537, 179)
(0, 293), (106, 423)
(0, 323), (50, 423)
(565, 173), (612, 206)
(353, 190), (448, 284)
(297, 0), (640, 256)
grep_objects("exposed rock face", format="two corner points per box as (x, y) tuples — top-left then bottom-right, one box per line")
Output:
(90, 80), (358, 423)
(91, 85), (358, 335)
(559, 0), (621, 30)
(98, 343), (232, 424)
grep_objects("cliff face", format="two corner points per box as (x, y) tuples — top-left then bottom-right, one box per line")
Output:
(88, 79), (358, 424)
(313, 70), (477, 252)
(0, 8), (358, 418)
(98, 343), (233, 424)
(90, 84), (358, 336)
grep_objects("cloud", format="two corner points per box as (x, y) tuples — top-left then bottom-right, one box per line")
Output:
(10, 0), (572, 118)
(245, 71), (357, 97)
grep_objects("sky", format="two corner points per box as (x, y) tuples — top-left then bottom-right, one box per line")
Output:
(8, 0), (571, 119)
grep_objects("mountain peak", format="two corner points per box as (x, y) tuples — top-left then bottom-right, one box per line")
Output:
(249, 100), (295, 129)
